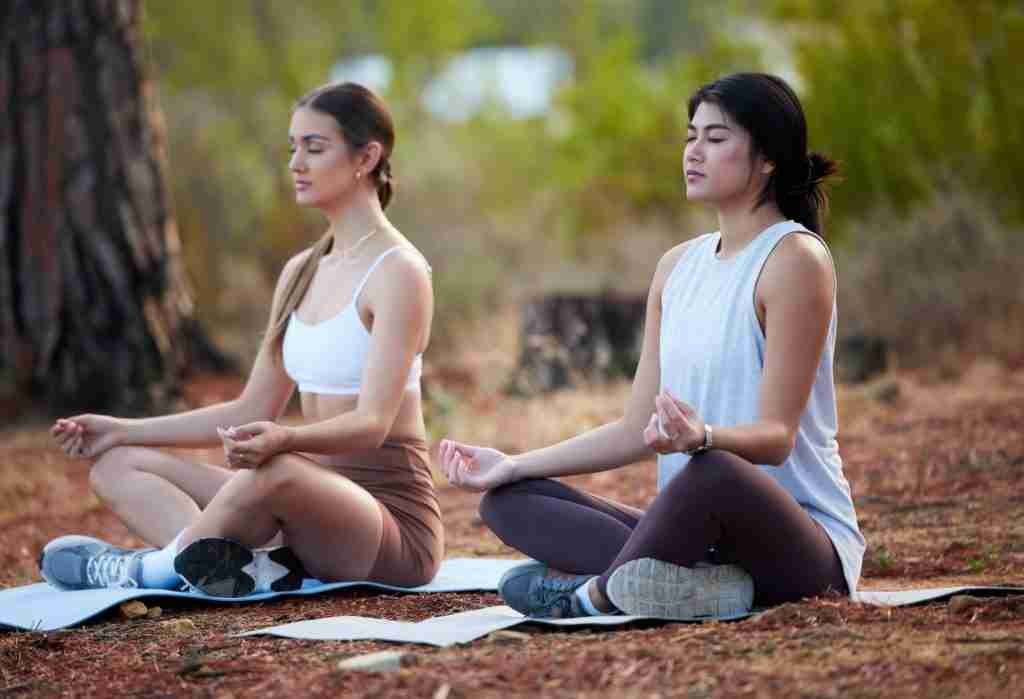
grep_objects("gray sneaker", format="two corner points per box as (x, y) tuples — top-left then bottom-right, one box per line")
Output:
(39, 535), (149, 590)
(174, 537), (308, 598)
(606, 558), (754, 620)
(498, 560), (592, 618)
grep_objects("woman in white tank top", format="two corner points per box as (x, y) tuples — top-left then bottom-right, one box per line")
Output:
(40, 83), (444, 596)
(441, 73), (865, 620)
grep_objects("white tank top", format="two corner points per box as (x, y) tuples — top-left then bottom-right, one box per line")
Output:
(658, 220), (865, 594)
(282, 247), (424, 395)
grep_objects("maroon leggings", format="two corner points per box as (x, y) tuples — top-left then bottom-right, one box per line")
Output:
(479, 449), (847, 606)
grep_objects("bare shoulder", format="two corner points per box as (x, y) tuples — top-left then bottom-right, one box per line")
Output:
(388, 246), (432, 288)
(369, 245), (433, 303)
(760, 232), (834, 299)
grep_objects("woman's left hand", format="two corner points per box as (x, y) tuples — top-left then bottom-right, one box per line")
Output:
(643, 391), (706, 455)
(218, 422), (293, 469)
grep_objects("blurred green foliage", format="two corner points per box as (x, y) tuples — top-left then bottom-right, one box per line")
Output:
(142, 1), (1023, 365)
(769, 0), (1024, 231)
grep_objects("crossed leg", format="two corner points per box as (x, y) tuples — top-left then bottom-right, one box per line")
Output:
(89, 446), (235, 546)
(481, 450), (846, 608)
(89, 448), (386, 582)
(177, 453), (385, 582)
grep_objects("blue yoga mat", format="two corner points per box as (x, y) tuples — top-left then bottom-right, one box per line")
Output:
(0, 557), (523, 632)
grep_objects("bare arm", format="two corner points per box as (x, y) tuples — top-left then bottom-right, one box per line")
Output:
(651, 233), (835, 466)
(112, 254), (304, 448)
(506, 242), (692, 480)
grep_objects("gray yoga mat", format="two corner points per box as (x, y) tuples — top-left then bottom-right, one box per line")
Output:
(0, 557), (523, 632)
(239, 604), (674, 647)
(241, 583), (1024, 647)
(852, 586), (1024, 607)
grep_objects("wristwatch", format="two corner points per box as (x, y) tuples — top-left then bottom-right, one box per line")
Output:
(686, 424), (713, 455)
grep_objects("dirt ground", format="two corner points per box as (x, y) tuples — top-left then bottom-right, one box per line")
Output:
(1, 358), (1022, 697)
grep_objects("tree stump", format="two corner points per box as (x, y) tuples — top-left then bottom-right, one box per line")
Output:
(512, 292), (646, 393)
(0, 0), (231, 417)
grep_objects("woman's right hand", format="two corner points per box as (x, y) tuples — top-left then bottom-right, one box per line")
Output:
(438, 439), (518, 493)
(50, 414), (126, 459)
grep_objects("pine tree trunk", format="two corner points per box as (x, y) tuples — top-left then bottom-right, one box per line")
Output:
(0, 0), (232, 417)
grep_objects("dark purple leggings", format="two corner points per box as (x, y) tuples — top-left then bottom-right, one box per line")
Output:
(479, 449), (847, 606)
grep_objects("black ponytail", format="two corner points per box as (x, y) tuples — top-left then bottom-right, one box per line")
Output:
(688, 73), (839, 235)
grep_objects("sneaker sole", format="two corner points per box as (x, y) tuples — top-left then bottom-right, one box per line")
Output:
(606, 558), (753, 620)
(174, 539), (307, 598)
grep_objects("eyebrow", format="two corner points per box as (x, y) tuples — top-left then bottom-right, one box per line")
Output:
(687, 123), (732, 131)
(288, 133), (331, 143)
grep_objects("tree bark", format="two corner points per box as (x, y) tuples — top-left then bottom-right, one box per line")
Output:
(0, 0), (232, 418)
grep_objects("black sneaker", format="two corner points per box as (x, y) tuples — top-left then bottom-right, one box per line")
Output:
(173, 537), (308, 598)
(498, 560), (592, 618)
(39, 535), (149, 590)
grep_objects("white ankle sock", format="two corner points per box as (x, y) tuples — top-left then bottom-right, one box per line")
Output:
(139, 532), (184, 589)
(574, 577), (603, 616)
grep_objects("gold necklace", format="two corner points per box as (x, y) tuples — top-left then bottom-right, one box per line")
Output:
(325, 226), (380, 264)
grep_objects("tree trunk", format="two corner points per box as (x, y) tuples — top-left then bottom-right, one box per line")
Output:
(0, 0), (232, 418)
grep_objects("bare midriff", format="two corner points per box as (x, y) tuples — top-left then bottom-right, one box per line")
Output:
(296, 388), (427, 445)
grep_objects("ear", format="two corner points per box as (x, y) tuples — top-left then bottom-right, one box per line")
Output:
(359, 141), (383, 174)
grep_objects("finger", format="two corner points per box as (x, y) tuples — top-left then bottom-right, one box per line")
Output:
(655, 398), (677, 438)
(59, 429), (79, 450)
(55, 429), (75, 450)
(232, 424), (260, 440)
(447, 440), (478, 457)
(451, 455), (463, 486)
(643, 423), (659, 447)
(664, 396), (688, 423)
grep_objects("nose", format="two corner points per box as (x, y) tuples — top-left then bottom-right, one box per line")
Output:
(289, 149), (306, 173)
(685, 140), (703, 164)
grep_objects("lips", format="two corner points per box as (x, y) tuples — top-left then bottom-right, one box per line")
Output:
(294, 180), (312, 190)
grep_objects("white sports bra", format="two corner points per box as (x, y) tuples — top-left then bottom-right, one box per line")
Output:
(282, 246), (424, 395)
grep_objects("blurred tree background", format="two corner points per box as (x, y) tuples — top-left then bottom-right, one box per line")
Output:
(142, 0), (1023, 373)
(5, 0), (1020, 414)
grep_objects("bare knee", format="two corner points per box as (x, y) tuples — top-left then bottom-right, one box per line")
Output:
(220, 455), (303, 509)
(89, 446), (151, 502)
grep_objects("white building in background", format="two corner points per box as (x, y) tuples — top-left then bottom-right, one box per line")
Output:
(330, 46), (574, 121)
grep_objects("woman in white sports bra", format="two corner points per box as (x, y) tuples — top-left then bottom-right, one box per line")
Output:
(39, 83), (443, 596)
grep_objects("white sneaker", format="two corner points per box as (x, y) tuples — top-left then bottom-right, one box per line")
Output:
(606, 558), (754, 620)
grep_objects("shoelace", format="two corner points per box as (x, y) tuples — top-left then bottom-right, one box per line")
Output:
(529, 576), (585, 616)
(86, 551), (139, 588)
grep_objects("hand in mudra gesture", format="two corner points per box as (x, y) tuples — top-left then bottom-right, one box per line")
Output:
(51, 415), (125, 459)
(643, 391), (707, 455)
(218, 422), (292, 469)
(438, 439), (517, 492)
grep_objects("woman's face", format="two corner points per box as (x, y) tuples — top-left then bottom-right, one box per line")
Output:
(683, 101), (772, 206)
(288, 107), (361, 210)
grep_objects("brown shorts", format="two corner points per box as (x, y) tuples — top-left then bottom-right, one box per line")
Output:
(313, 438), (444, 587)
